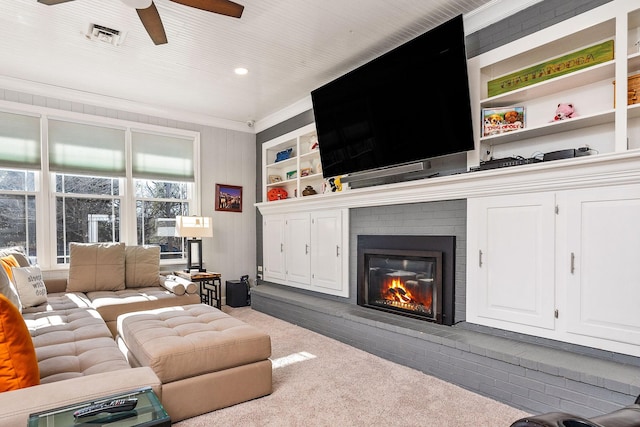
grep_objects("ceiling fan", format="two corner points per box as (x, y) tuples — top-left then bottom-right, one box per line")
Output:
(37, 0), (244, 45)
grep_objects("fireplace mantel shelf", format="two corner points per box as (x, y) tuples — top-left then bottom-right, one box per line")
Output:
(256, 150), (640, 215)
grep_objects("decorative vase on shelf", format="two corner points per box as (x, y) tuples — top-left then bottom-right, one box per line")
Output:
(302, 186), (317, 196)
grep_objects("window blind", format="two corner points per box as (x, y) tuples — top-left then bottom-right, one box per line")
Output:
(48, 119), (126, 176)
(0, 111), (41, 170)
(131, 131), (194, 182)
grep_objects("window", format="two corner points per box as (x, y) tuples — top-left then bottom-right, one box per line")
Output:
(135, 179), (189, 260)
(0, 111), (40, 262)
(0, 169), (36, 261)
(0, 108), (200, 268)
(54, 174), (121, 264)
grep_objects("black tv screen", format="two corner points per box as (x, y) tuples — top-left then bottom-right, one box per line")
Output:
(311, 15), (474, 179)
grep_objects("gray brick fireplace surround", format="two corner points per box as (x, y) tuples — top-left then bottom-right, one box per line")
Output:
(253, 0), (639, 419)
(252, 200), (640, 418)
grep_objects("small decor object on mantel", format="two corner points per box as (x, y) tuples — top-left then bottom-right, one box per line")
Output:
(302, 185), (317, 196)
(275, 147), (293, 163)
(551, 103), (577, 121)
(267, 187), (288, 201)
(482, 107), (525, 136)
(309, 135), (319, 151)
(487, 39), (614, 97)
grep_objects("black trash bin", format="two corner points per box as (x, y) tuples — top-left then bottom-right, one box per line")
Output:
(226, 279), (249, 307)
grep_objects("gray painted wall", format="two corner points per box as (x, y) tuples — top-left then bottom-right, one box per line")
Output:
(350, 200), (467, 322)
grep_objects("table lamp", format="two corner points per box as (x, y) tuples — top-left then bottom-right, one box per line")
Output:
(175, 215), (213, 272)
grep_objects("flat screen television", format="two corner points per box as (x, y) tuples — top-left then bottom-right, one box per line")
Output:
(311, 14), (475, 179)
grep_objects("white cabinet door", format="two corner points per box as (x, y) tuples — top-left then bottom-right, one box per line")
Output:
(263, 215), (286, 281)
(285, 213), (311, 286)
(310, 210), (343, 292)
(468, 193), (556, 330)
(562, 184), (640, 346)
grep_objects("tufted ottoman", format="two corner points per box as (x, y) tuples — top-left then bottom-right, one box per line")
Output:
(116, 304), (272, 422)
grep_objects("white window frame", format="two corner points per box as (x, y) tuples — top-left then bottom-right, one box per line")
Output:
(0, 100), (201, 271)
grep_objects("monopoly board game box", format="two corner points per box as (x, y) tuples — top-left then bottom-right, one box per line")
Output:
(482, 107), (525, 137)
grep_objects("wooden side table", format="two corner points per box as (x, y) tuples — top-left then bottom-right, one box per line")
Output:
(174, 271), (222, 309)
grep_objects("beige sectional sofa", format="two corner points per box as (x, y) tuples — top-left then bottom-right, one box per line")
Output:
(0, 243), (271, 424)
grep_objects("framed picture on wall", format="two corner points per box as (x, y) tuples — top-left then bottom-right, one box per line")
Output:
(215, 184), (243, 213)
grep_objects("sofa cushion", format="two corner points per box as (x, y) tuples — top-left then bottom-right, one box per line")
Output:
(21, 292), (92, 314)
(36, 337), (132, 383)
(0, 263), (21, 312)
(67, 242), (126, 292)
(0, 247), (30, 268)
(125, 245), (161, 288)
(0, 293), (39, 392)
(117, 304), (272, 383)
(12, 266), (47, 308)
(0, 255), (19, 282)
(87, 288), (201, 336)
(23, 307), (111, 347)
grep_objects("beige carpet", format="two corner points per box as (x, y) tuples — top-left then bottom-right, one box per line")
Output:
(174, 307), (530, 427)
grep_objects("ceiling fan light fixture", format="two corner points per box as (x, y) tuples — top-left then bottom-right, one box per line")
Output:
(121, 0), (153, 9)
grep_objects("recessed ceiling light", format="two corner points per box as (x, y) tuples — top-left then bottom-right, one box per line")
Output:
(234, 68), (248, 76)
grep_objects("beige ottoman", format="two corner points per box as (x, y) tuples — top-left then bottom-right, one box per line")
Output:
(116, 304), (272, 422)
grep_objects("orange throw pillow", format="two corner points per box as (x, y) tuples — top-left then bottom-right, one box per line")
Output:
(0, 293), (39, 392)
(0, 255), (19, 282)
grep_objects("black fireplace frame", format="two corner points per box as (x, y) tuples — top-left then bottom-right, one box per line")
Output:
(357, 235), (456, 326)
(362, 248), (443, 322)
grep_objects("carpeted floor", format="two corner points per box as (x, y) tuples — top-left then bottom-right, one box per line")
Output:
(173, 306), (530, 426)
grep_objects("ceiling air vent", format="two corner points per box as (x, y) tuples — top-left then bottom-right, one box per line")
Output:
(86, 24), (125, 46)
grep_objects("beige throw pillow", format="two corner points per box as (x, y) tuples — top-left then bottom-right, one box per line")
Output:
(0, 264), (22, 312)
(125, 245), (161, 288)
(12, 266), (47, 308)
(0, 247), (30, 267)
(67, 242), (126, 292)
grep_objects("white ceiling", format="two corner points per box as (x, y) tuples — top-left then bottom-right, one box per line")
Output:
(1, 0), (533, 132)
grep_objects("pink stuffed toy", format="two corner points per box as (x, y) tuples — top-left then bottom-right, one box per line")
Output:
(552, 103), (577, 121)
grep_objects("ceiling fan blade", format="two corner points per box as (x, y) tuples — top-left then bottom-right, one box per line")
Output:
(37, 0), (75, 5)
(137, 2), (168, 45)
(169, 0), (244, 18)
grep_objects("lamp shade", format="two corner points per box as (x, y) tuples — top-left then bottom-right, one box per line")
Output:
(175, 216), (213, 238)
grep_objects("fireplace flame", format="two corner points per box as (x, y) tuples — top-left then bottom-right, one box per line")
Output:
(383, 277), (432, 309)
(387, 278), (413, 303)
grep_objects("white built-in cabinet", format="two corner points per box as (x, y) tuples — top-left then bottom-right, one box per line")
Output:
(263, 215), (286, 281)
(468, 193), (556, 331)
(467, 183), (640, 355)
(262, 209), (349, 297)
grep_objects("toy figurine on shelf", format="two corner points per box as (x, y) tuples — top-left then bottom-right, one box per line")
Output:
(551, 103), (577, 121)
(267, 187), (288, 201)
(309, 135), (319, 151)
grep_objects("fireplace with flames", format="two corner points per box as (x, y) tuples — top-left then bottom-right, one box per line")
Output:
(357, 235), (455, 325)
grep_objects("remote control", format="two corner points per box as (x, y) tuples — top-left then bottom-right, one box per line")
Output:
(73, 398), (138, 418)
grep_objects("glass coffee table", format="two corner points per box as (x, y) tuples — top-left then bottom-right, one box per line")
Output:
(28, 386), (170, 427)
